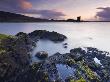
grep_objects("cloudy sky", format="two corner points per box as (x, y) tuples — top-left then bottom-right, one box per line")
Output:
(0, 0), (110, 21)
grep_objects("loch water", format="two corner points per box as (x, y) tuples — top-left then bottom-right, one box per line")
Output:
(0, 22), (110, 56)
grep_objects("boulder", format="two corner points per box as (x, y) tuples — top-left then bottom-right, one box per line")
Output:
(28, 30), (67, 42)
(35, 51), (48, 59)
(63, 43), (68, 45)
(70, 48), (85, 61)
(70, 48), (86, 55)
(64, 46), (67, 48)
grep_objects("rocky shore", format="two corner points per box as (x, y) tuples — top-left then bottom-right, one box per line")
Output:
(43, 47), (110, 82)
(0, 30), (110, 82)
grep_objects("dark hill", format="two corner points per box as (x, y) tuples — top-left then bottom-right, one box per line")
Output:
(0, 11), (49, 22)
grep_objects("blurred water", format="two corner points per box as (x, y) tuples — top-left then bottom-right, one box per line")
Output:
(0, 22), (110, 55)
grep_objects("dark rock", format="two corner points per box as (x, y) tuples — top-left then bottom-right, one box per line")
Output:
(70, 48), (85, 61)
(0, 33), (36, 82)
(28, 30), (67, 42)
(86, 61), (101, 71)
(15, 63), (49, 82)
(70, 48), (86, 55)
(63, 43), (68, 45)
(35, 51), (48, 59)
(64, 46), (67, 48)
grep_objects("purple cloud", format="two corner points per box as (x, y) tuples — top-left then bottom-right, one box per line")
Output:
(17, 9), (66, 19)
(0, 0), (66, 19)
(96, 7), (110, 21)
(36, 10), (65, 19)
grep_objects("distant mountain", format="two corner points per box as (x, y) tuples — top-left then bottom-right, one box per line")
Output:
(0, 11), (49, 22)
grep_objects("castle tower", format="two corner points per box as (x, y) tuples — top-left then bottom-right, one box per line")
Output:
(77, 16), (81, 22)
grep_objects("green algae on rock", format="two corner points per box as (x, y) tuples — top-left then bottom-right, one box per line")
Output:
(0, 33), (36, 82)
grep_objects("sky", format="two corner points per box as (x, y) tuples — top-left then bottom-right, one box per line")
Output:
(0, 0), (110, 21)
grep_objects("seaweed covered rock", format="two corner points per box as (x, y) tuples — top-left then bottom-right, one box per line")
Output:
(70, 48), (85, 61)
(28, 30), (67, 42)
(16, 32), (36, 49)
(15, 63), (49, 82)
(0, 33), (36, 82)
(35, 51), (48, 59)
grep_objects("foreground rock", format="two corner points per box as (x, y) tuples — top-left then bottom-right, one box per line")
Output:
(70, 48), (85, 61)
(0, 33), (36, 82)
(28, 30), (67, 42)
(35, 51), (48, 59)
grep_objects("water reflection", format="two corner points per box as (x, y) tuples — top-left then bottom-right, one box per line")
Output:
(56, 64), (75, 80)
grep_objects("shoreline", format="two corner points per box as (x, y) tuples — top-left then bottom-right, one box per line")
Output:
(0, 21), (110, 23)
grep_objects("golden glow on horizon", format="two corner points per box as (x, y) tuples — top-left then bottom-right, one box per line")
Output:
(64, 9), (97, 20)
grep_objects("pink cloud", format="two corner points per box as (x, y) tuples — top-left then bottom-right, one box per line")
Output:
(20, 0), (32, 9)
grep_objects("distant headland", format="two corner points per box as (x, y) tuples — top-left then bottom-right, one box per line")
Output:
(0, 11), (110, 22)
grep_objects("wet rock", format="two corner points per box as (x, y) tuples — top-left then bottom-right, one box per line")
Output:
(0, 33), (36, 82)
(63, 43), (68, 48)
(63, 43), (68, 45)
(70, 48), (85, 61)
(28, 30), (67, 42)
(86, 61), (101, 71)
(66, 59), (75, 66)
(15, 63), (49, 82)
(64, 46), (67, 48)
(35, 51), (48, 59)
(70, 48), (86, 55)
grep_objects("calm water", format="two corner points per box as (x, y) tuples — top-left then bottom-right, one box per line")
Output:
(0, 22), (110, 56)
